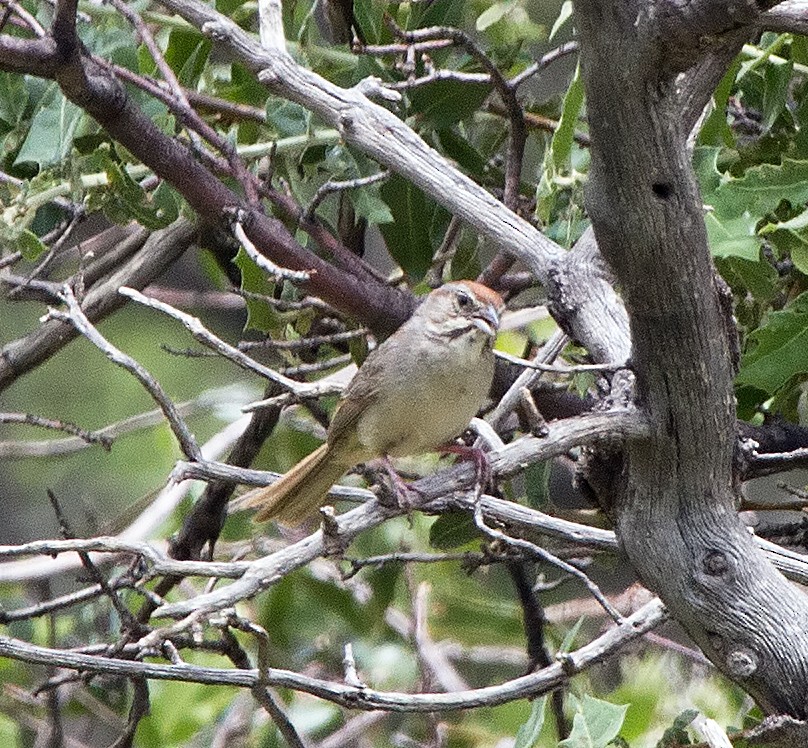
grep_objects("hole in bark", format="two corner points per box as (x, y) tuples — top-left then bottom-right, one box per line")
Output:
(651, 182), (673, 199)
(726, 648), (758, 677)
(703, 550), (729, 576)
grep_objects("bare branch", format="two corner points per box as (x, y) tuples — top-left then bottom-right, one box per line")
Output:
(48, 285), (202, 461)
(0, 415), (250, 582)
(0, 411), (111, 450)
(0, 597), (668, 711)
(119, 286), (323, 395)
(0, 399), (207, 458)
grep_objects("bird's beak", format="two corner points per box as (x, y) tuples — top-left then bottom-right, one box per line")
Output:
(472, 304), (500, 337)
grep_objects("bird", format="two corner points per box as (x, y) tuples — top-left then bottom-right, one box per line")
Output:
(243, 280), (505, 524)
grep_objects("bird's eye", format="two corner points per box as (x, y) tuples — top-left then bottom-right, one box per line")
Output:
(455, 289), (474, 310)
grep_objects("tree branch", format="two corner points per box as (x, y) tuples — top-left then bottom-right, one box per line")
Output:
(575, 0), (808, 716)
(0, 597), (668, 712)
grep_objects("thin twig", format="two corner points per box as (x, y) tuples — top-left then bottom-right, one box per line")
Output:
(388, 19), (526, 215)
(47, 285), (202, 461)
(342, 551), (500, 579)
(488, 329), (569, 431)
(7, 206), (85, 299)
(0, 399), (206, 458)
(0, 0), (45, 35)
(46, 490), (147, 639)
(233, 218), (311, 283)
(509, 41), (579, 88)
(238, 328), (367, 351)
(0, 415), (251, 583)
(473, 499), (624, 623)
(0, 250), (22, 269)
(279, 353), (353, 377)
(0, 598), (669, 711)
(0, 412), (112, 450)
(0, 536), (252, 578)
(305, 171), (389, 220)
(495, 349), (623, 373)
(0, 579), (133, 624)
(120, 286), (338, 400)
(358, 38), (454, 56)
(222, 614), (309, 747)
(387, 69), (491, 89)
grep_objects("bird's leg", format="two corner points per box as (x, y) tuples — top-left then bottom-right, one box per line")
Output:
(372, 456), (419, 512)
(442, 442), (492, 498)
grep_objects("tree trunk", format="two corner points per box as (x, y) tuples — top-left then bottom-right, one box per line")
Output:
(575, 0), (808, 715)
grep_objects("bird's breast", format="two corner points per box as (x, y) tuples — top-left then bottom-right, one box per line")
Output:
(355, 333), (495, 456)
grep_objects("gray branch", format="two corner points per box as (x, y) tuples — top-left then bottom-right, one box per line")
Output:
(575, 0), (808, 717)
(0, 597), (667, 712)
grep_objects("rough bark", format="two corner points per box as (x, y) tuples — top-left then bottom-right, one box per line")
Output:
(575, 0), (808, 716)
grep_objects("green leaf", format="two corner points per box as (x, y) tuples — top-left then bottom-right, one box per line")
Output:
(0, 71), (28, 126)
(436, 128), (492, 181)
(352, 187), (394, 225)
(266, 98), (311, 137)
(476, 0), (517, 31)
(761, 57), (793, 132)
(216, 0), (248, 16)
(408, 80), (491, 130)
(429, 511), (479, 549)
(692, 146), (724, 196)
(703, 210), (759, 260)
(715, 255), (777, 303)
(737, 291), (808, 394)
(363, 562), (402, 626)
(514, 696), (548, 748)
(164, 28), (211, 87)
(761, 220), (808, 274)
(697, 59), (740, 148)
(694, 149), (808, 260)
(715, 158), (808, 218)
(412, 0), (465, 29)
(0, 713), (20, 746)
(353, 0), (388, 45)
(379, 174), (449, 279)
(558, 616), (585, 653)
(559, 694), (628, 748)
(792, 242), (808, 275)
(91, 155), (178, 229)
(524, 461), (551, 509)
(232, 247), (278, 333)
(14, 229), (47, 261)
(656, 709), (697, 747)
(761, 204), (808, 234)
(14, 83), (84, 168)
(549, 0), (573, 42)
(552, 62), (584, 172)
(137, 681), (237, 745)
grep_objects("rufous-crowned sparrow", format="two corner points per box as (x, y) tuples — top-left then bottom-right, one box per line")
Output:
(244, 281), (504, 523)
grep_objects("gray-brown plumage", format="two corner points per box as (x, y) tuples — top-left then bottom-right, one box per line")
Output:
(242, 281), (504, 523)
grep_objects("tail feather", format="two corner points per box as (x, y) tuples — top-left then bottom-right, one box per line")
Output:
(242, 444), (350, 524)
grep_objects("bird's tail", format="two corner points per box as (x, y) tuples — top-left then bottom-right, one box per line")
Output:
(242, 443), (350, 524)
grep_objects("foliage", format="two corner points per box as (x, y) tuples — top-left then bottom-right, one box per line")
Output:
(1, 0), (806, 746)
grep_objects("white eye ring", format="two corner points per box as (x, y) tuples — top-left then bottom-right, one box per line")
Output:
(455, 289), (474, 310)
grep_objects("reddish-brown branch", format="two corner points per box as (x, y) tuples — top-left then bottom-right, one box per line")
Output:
(0, 26), (414, 338)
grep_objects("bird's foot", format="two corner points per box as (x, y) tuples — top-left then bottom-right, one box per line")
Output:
(374, 457), (423, 516)
(442, 443), (492, 497)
